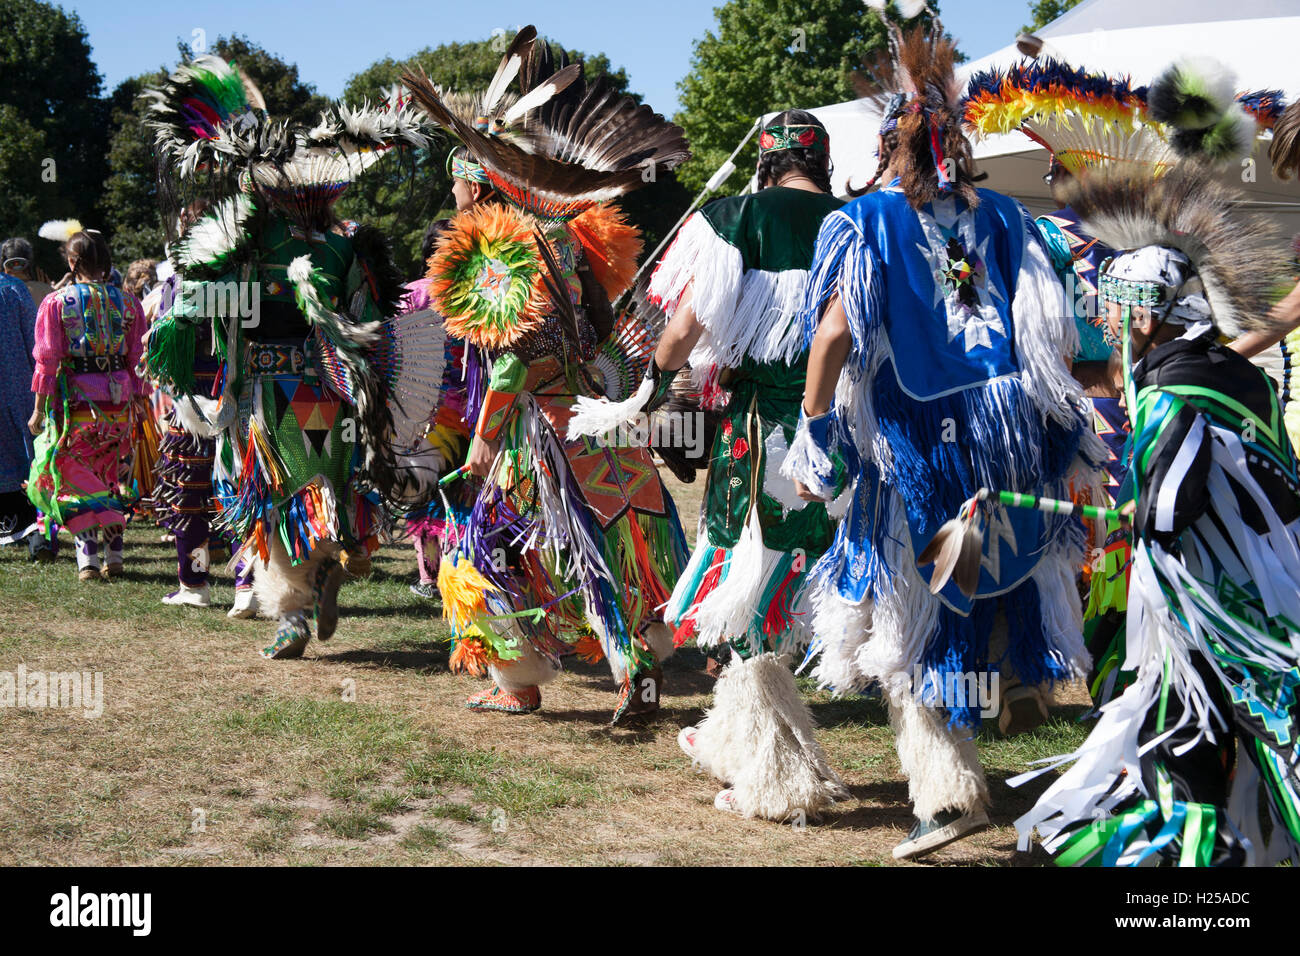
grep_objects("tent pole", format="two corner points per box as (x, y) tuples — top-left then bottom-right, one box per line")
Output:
(614, 116), (763, 312)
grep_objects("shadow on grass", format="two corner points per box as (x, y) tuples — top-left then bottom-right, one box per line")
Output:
(339, 602), (444, 621)
(316, 645), (450, 672)
(533, 702), (704, 742)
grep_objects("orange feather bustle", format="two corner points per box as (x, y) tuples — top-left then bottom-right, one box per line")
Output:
(568, 203), (643, 300)
(425, 204), (552, 350)
(574, 634), (605, 664)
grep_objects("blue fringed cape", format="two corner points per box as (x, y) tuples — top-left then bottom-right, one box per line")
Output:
(801, 185), (1094, 723)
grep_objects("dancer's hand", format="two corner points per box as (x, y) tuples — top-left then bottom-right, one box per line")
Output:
(795, 479), (827, 503)
(28, 407), (44, 436)
(467, 434), (499, 478)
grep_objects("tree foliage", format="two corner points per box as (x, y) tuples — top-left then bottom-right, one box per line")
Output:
(674, 0), (896, 197)
(1021, 0), (1085, 34)
(0, 0), (108, 275)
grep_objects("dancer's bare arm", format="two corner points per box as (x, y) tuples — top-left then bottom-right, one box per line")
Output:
(795, 295), (851, 501)
(1229, 278), (1300, 358)
(654, 283), (704, 372)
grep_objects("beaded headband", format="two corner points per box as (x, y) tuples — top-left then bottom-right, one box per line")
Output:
(1098, 272), (1164, 308)
(758, 124), (830, 156)
(447, 151), (489, 184)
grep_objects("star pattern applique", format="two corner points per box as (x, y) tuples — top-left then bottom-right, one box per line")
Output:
(477, 258), (514, 307)
(916, 229), (1005, 353)
(979, 506), (1019, 584)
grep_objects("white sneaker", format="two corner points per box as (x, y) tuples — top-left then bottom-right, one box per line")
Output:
(892, 807), (990, 860)
(228, 588), (258, 619)
(713, 788), (742, 815)
(162, 583), (211, 607)
(677, 726), (700, 761)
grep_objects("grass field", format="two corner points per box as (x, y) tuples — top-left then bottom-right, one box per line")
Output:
(0, 477), (1091, 866)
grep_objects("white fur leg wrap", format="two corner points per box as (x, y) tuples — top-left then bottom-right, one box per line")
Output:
(693, 653), (847, 820)
(253, 540), (339, 619)
(889, 695), (989, 820)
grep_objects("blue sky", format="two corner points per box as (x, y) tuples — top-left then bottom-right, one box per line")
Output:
(71, 0), (1038, 115)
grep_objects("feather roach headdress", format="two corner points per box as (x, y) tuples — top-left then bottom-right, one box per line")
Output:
(402, 26), (689, 223)
(962, 59), (1172, 176)
(1060, 160), (1290, 339)
(859, 3), (979, 209)
(147, 57), (430, 237)
(141, 55), (265, 181)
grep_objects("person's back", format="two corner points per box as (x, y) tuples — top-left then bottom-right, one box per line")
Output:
(784, 17), (1099, 861)
(1133, 327), (1300, 544)
(0, 274), (38, 545)
(23, 278), (54, 306)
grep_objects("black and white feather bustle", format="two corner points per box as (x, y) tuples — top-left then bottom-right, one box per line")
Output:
(402, 26), (688, 207)
(1148, 57), (1256, 165)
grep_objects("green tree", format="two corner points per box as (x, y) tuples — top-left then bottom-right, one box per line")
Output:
(337, 36), (688, 277)
(0, 107), (51, 240)
(0, 0), (109, 276)
(1021, 0), (1085, 33)
(675, 0), (904, 197)
(100, 72), (167, 265)
(100, 35), (332, 266)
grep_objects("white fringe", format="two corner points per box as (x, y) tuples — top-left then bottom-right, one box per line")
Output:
(648, 211), (811, 372)
(1013, 215), (1107, 465)
(810, 493), (939, 702)
(761, 426), (809, 515)
(804, 588), (874, 691)
(566, 376), (653, 441)
(692, 508), (780, 647)
(779, 411), (838, 502)
(692, 653), (847, 820)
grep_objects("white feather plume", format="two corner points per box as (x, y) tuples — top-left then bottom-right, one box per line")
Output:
(38, 219), (83, 243)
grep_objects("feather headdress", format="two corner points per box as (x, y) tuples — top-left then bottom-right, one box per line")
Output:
(858, 2), (979, 209)
(403, 26), (688, 223)
(142, 55), (264, 181)
(962, 59), (1173, 176)
(38, 219), (84, 243)
(1147, 57), (1283, 166)
(148, 55), (432, 238)
(437, 27), (579, 137)
(1060, 160), (1290, 338)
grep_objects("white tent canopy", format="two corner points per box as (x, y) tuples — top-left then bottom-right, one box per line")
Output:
(757, 0), (1300, 232)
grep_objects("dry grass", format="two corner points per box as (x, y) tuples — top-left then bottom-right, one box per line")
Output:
(0, 485), (1089, 866)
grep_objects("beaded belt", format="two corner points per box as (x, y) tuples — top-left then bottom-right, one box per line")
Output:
(246, 341), (307, 375)
(67, 354), (127, 374)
